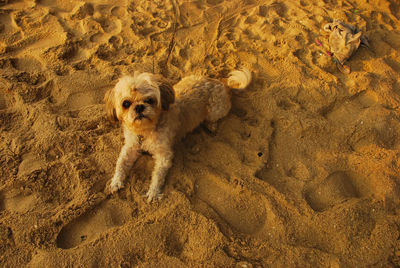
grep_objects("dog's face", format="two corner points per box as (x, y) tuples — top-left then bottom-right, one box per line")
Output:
(105, 72), (175, 132)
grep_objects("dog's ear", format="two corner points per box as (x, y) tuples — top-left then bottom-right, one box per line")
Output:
(104, 88), (118, 123)
(159, 82), (175, 110)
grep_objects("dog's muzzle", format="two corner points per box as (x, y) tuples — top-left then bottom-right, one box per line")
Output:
(135, 104), (145, 114)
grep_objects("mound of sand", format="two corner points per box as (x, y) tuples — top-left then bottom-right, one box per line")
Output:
(1, 0), (400, 266)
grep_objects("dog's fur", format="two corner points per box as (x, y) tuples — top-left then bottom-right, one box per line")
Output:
(104, 68), (252, 202)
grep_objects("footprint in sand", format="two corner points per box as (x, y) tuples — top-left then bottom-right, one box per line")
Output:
(4, 8), (66, 53)
(111, 6), (125, 17)
(71, 2), (94, 19)
(9, 56), (44, 73)
(0, 153), (47, 213)
(194, 173), (267, 234)
(324, 90), (379, 126)
(51, 71), (109, 109)
(18, 152), (46, 177)
(304, 171), (361, 212)
(374, 118), (400, 149)
(0, 12), (20, 42)
(0, 192), (40, 213)
(64, 91), (100, 110)
(97, 18), (122, 35)
(56, 199), (135, 249)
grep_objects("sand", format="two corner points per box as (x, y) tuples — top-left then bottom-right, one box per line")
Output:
(1, 0), (400, 266)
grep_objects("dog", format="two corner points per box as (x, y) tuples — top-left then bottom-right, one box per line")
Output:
(104, 68), (252, 202)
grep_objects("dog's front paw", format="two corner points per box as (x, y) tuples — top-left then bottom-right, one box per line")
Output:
(110, 177), (124, 193)
(145, 187), (163, 203)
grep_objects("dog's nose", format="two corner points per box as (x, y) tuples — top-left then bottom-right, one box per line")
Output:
(135, 104), (145, 114)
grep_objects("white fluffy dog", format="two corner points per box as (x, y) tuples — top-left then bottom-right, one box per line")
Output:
(104, 68), (252, 202)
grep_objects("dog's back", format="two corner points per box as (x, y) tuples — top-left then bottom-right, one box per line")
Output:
(164, 69), (251, 140)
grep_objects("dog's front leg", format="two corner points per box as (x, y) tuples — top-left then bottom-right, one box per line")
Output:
(110, 144), (139, 192)
(146, 151), (173, 202)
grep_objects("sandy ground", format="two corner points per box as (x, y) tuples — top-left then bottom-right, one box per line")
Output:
(1, 0), (400, 267)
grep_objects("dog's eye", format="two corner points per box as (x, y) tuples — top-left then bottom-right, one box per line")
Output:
(122, 100), (132, 109)
(144, 98), (155, 105)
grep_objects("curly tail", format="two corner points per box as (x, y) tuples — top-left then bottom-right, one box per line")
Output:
(226, 67), (252, 90)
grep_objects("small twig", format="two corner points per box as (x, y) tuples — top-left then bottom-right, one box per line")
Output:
(151, 37), (155, 74)
(165, 19), (178, 66)
(167, 0), (179, 62)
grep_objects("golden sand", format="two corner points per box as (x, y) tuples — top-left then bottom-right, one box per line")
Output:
(1, 0), (400, 266)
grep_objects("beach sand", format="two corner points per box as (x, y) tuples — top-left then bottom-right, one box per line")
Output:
(1, 0), (400, 266)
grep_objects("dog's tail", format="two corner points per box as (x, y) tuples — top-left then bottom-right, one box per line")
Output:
(226, 67), (252, 90)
